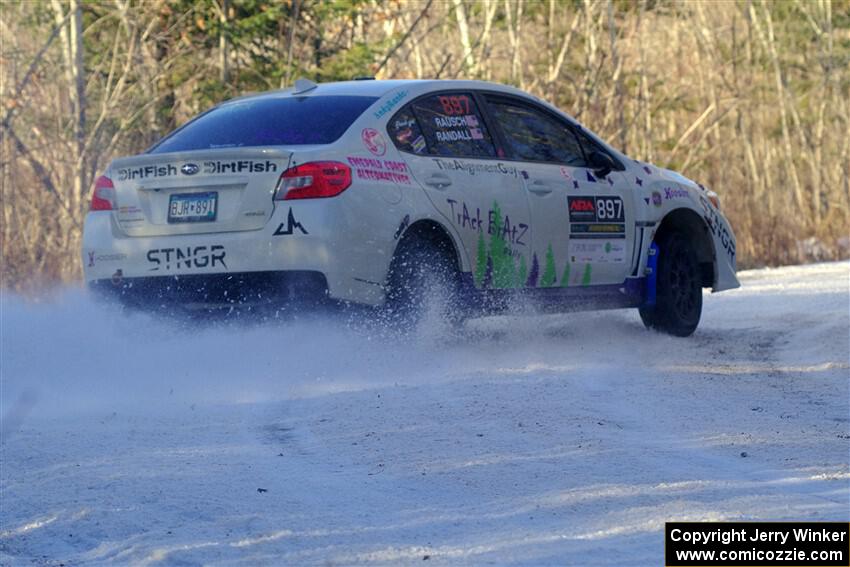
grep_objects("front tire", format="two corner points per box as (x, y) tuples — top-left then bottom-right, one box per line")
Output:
(639, 232), (703, 337)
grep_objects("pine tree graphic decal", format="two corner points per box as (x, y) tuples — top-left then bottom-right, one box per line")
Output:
(526, 253), (540, 288)
(517, 254), (528, 288)
(560, 262), (571, 287)
(474, 230), (487, 287)
(581, 264), (592, 286)
(490, 202), (516, 289)
(541, 244), (557, 287)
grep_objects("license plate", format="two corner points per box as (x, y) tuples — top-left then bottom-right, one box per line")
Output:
(168, 192), (217, 223)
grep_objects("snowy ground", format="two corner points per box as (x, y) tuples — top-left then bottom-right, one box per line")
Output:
(1, 262), (848, 566)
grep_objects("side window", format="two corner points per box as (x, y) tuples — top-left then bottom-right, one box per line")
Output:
(573, 127), (620, 169)
(410, 93), (497, 158)
(387, 107), (428, 155)
(486, 97), (586, 166)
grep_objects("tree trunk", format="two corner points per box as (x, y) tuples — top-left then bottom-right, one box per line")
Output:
(752, 2), (805, 221)
(69, 0), (85, 216)
(219, 0), (230, 84)
(452, 0), (475, 76)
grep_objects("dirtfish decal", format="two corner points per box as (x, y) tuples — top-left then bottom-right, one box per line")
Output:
(118, 160), (276, 180)
(118, 164), (177, 180)
(202, 160), (276, 174)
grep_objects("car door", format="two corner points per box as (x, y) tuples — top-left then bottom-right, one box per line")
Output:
(569, 126), (636, 286)
(481, 94), (635, 288)
(387, 91), (532, 289)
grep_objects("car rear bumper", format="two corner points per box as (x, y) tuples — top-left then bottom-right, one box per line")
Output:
(89, 271), (329, 310)
(81, 205), (388, 306)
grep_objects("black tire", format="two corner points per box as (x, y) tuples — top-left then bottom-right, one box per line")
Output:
(384, 236), (464, 330)
(639, 232), (703, 337)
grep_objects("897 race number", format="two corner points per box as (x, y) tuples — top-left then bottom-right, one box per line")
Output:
(568, 196), (624, 223)
(438, 95), (472, 115)
(595, 197), (624, 222)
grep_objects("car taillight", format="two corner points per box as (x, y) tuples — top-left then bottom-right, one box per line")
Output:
(90, 175), (115, 211)
(274, 162), (352, 200)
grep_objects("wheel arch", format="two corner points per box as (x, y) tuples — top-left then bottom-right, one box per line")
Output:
(654, 208), (716, 287)
(391, 218), (464, 273)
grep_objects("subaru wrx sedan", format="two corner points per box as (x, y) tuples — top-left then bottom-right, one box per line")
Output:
(83, 78), (738, 336)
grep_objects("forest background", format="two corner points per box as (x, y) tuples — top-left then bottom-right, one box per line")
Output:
(2, 0), (848, 292)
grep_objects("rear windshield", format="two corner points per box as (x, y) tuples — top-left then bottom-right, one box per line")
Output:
(149, 96), (378, 154)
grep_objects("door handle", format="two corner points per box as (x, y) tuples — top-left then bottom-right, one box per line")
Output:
(424, 174), (452, 189)
(527, 180), (553, 195)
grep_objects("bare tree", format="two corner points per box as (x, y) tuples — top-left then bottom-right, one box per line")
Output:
(2, 0), (848, 291)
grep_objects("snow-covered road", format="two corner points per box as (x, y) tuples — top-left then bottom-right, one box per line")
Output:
(2, 262), (848, 566)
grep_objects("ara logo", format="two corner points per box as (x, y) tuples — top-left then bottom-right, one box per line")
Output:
(569, 198), (595, 212)
(273, 208), (308, 236)
(568, 196), (598, 223)
(181, 163), (200, 175)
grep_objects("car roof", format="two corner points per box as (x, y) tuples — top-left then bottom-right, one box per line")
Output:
(218, 79), (629, 160)
(225, 79), (529, 103)
(221, 78), (616, 154)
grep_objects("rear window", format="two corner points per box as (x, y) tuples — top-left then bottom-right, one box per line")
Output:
(149, 96), (378, 154)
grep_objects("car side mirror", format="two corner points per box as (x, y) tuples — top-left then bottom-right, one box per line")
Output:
(588, 151), (615, 179)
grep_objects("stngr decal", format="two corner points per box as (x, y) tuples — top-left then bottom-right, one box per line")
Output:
(147, 245), (226, 271)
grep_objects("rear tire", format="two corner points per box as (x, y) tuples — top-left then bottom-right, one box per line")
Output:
(384, 236), (464, 331)
(639, 232), (703, 337)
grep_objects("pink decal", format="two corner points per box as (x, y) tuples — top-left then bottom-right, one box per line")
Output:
(345, 155), (410, 184)
(361, 128), (387, 156)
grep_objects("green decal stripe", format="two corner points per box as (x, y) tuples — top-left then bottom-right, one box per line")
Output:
(560, 262), (571, 287)
(471, 200), (591, 291)
(581, 264), (592, 286)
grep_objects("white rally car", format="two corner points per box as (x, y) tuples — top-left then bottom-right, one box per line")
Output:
(83, 78), (739, 336)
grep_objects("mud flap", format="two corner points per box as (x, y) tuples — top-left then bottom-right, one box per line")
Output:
(643, 242), (659, 307)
